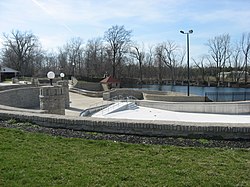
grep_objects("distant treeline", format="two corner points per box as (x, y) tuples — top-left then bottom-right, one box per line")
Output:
(1, 26), (250, 86)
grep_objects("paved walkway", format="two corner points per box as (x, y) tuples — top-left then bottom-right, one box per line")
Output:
(65, 92), (103, 116)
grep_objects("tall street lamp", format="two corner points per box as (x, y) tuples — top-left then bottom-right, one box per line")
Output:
(180, 30), (193, 96)
(72, 62), (75, 77)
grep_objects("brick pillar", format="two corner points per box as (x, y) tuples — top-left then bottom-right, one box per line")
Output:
(57, 80), (70, 108)
(39, 85), (65, 115)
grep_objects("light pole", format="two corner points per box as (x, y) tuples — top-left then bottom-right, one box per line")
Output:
(180, 29), (193, 96)
(72, 62), (75, 77)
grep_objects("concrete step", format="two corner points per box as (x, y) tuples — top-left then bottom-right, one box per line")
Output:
(92, 102), (138, 117)
(127, 102), (138, 110)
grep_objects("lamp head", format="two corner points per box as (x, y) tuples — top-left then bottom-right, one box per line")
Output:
(180, 30), (185, 34)
(47, 71), (55, 79)
(60, 72), (65, 78)
(189, 30), (193, 34)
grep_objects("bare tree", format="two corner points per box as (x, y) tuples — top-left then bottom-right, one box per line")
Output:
(43, 51), (58, 74)
(231, 42), (244, 83)
(161, 41), (185, 84)
(162, 41), (177, 84)
(104, 25), (132, 78)
(130, 43), (145, 83)
(176, 49), (186, 81)
(1, 30), (43, 76)
(144, 45), (154, 79)
(207, 34), (231, 86)
(155, 43), (164, 84)
(240, 32), (250, 84)
(57, 37), (84, 78)
(192, 55), (207, 83)
(65, 37), (84, 77)
(57, 48), (69, 76)
(84, 38), (106, 77)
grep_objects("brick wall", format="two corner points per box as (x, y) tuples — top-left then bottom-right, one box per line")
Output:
(75, 81), (102, 91)
(0, 87), (40, 108)
(0, 109), (249, 140)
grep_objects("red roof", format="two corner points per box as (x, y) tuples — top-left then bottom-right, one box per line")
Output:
(100, 76), (121, 83)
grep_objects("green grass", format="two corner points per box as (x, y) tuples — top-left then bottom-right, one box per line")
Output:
(0, 128), (249, 186)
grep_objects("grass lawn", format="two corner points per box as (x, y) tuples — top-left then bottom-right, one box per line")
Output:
(0, 127), (249, 186)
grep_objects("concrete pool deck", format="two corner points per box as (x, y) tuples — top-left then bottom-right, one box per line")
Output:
(67, 92), (250, 124)
(93, 104), (250, 124)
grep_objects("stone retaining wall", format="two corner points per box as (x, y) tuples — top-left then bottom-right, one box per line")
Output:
(70, 88), (104, 97)
(0, 109), (249, 140)
(0, 87), (40, 108)
(0, 84), (33, 91)
(75, 81), (102, 91)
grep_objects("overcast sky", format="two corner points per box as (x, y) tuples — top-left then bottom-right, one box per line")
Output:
(0, 0), (250, 58)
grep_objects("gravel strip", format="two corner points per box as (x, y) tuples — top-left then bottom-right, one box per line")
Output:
(0, 120), (249, 149)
